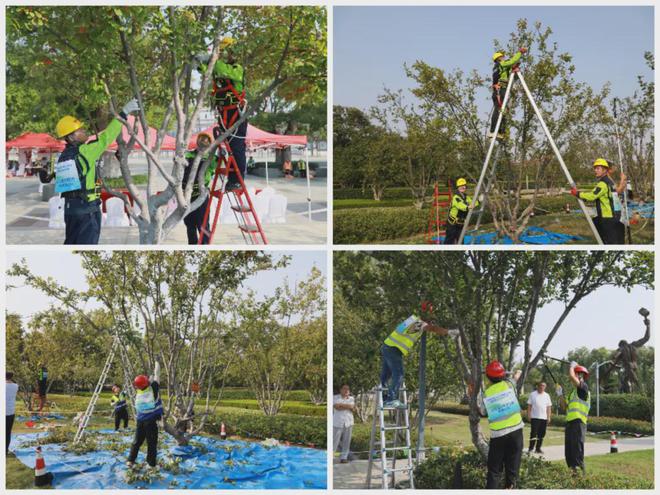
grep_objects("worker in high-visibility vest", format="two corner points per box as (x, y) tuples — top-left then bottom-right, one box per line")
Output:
(381, 301), (458, 408)
(489, 48), (527, 140)
(557, 361), (590, 473)
(444, 177), (480, 245)
(479, 361), (523, 489)
(570, 158), (626, 244)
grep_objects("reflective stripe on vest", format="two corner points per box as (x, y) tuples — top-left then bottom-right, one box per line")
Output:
(566, 388), (590, 424)
(484, 381), (522, 431)
(384, 315), (423, 356)
(135, 387), (157, 414)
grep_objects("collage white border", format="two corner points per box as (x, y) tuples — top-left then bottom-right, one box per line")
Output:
(1, 0), (658, 494)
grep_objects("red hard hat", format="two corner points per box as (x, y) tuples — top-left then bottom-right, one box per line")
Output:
(421, 301), (434, 313)
(133, 375), (149, 389)
(486, 361), (506, 379)
(574, 365), (589, 379)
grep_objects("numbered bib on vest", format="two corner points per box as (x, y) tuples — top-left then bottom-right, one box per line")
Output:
(484, 386), (519, 422)
(54, 159), (82, 193)
(613, 192), (622, 212)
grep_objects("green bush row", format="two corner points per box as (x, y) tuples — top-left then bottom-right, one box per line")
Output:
(334, 187), (431, 201)
(432, 402), (653, 435)
(334, 206), (428, 244)
(206, 410), (326, 448)
(518, 393), (653, 422)
(219, 399), (326, 417)
(414, 446), (652, 489)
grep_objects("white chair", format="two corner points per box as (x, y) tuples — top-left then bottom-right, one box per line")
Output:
(268, 194), (288, 224)
(48, 196), (65, 229)
(104, 197), (130, 227)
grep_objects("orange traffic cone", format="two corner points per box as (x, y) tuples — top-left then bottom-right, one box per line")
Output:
(610, 431), (618, 453)
(220, 422), (227, 440)
(34, 446), (54, 487)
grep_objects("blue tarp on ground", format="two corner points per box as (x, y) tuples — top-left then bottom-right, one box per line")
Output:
(12, 430), (326, 489)
(573, 201), (655, 219)
(432, 226), (583, 245)
(17, 414), (65, 422)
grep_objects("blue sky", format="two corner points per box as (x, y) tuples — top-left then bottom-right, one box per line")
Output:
(334, 6), (654, 115)
(6, 250), (326, 324)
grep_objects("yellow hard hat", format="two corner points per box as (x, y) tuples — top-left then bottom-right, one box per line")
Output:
(456, 178), (467, 187)
(492, 52), (504, 62)
(197, 132), (212, 142)
(593, 158), (609, 169)
(220, 37), (235, 49)
(55, 115), (83, 138)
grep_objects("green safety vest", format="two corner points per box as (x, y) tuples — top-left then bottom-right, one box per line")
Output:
(448, 193), (479, 225)
(578, 176), (617, 219)
(483, 380), (523, 432)
(494, 51), (522, 87)
(566, 388), (590, 424)
(384, 315), (424, 356)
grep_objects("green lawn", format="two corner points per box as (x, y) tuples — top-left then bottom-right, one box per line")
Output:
(5, 453), (39, 489)
(575, 449), (654, 480)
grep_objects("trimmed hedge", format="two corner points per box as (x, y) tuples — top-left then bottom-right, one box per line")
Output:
(334, 187), (433, 201)
(334, 206), (427, 244)
(414, 446), (653, 489)
(518, 393), (653, 422)
(206, 409), (326, 448)
(219, 399), (326, 417)
(431, 402), (653, 435)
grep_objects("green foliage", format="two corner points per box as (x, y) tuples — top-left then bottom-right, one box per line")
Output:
(334, 187), (434, 201)
(333, 206), (428, 244)
(207, 410), (326, 448)
(218, 399), (325, 417)
(414, 446), (653, 489)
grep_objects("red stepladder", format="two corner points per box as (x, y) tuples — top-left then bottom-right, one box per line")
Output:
(197, 144), (267, 245)
(425, 181), (453, 244)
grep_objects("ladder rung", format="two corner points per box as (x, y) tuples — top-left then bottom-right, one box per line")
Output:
(239, 224), (259, 233)
(381, 405), (408, 411)
(385, 467), (414, 474)
(381, 446), (409, 452)
(383, 426), (409, 431)
(231, 205), (252, 213)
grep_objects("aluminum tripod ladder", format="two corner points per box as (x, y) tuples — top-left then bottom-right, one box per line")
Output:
(612, 97), (632, 244)
(458, 67), (604, 245)
(73, 334), (136, 444)
(198, 138), (267, 245)
(366, 384), (415, 489)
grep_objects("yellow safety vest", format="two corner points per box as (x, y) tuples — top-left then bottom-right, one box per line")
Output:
(384, 315), (424, 356)
(484, 380), (523, 432)
(566, 388), (590, 424)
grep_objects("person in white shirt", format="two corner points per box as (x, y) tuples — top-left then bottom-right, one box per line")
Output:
(333, 384), (355, 463)
(6, 372), (19, 454)
(527, 382), (552, 454)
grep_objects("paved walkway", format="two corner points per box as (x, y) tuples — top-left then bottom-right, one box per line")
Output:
(332, 436), (654, 489)
(6, 171), (327, 245)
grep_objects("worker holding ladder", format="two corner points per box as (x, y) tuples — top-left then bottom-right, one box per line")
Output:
(570, 158), (626, 244)
(445, 178), (480, 245)
(381, 302), (458, 408)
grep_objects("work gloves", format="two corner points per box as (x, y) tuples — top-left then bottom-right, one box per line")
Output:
(193, 52), (211, 67)
(447, 329), (460, 338)
(570, 361), (578, 369)
(570, 187), (578, 197)
(519, 47), (528, 54)
(555, 384), (563, 397)
(122, 98), (140, 115)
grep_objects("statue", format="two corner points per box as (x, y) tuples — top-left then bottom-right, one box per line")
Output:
(603, 307), (651, 393)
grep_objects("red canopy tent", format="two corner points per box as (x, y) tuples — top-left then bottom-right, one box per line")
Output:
(5, 133), (65, 152)
(188, 123), (307, 150)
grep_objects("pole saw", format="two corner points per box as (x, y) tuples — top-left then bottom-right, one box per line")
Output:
(613, 97), (632, 244)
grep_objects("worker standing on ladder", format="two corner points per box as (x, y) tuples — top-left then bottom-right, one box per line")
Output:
(198, 37), (248, 192)
(479, 361), (523, 489)
(381, 302), (458, 408)
(54, 99), (140, 244)
(127, 362), (163, 472)
(445, 178), (480, 244)
(183, 132), (214, 244)
(570, 158), (626, 244)
(557, 362), (590, 473)
(489, 48), (527, 140)
(111, 384), (129, 432)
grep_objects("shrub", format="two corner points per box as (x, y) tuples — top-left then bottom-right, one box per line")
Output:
(334, 206), (428, 244)
(218, 399), (325, 417)
(206, 410), (326, 448)
(334, 187), (434, 201)
(518, 393), (652, 422)
(414, 446), (653, 489)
